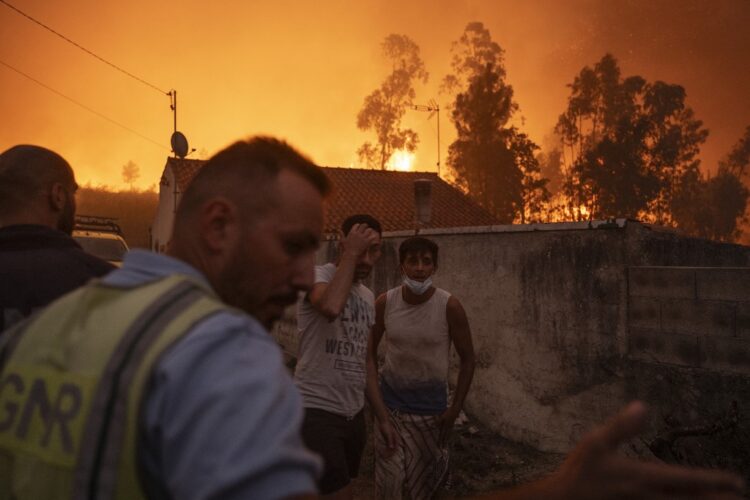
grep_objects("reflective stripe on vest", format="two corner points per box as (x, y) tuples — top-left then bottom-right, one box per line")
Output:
(0, 274), (228, 500)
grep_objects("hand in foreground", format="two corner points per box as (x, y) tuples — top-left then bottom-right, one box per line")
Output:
(544, 401), (745, 500)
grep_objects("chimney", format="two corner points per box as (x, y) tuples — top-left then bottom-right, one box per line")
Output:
(414, 178), (432, 227)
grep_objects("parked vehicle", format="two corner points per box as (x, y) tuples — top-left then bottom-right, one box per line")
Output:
(73, 215), (129, 266)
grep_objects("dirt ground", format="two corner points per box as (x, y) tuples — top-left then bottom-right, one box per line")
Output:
(351, 411), (565, 499)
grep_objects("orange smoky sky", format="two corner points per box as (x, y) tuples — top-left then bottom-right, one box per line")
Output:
(1, 0), (749, 190)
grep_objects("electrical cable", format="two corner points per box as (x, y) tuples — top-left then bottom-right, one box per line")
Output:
(1, 59), (168, 150)
(0, 0), (170, 96)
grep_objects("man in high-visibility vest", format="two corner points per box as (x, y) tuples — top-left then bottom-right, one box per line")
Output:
(0, 136), (744, 500)
(0, 137), (327, 499)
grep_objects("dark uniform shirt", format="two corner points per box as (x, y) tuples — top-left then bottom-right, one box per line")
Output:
(0, 224), (114, 330)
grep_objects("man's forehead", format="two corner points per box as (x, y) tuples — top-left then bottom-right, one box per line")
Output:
(406, 249), (432, 258)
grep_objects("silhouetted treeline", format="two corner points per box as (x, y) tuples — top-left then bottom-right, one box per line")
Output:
(358, 24), (750, 243)
(76, 186), (157, 248)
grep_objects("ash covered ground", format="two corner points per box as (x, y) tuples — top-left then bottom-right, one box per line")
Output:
(352, 410), (565, 498)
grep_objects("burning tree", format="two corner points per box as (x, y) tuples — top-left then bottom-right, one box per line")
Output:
(443, 22), (548, 224)
(555, 54), (707, 222)
(356, 34), (428, 170)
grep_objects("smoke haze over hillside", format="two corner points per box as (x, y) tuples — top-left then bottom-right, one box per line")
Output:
(1, 0), (747, 188)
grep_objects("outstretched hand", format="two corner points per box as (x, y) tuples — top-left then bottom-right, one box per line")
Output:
(548, 401), (745, 499)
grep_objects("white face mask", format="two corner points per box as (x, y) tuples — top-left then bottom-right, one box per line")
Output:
(403, 276), (433, 295)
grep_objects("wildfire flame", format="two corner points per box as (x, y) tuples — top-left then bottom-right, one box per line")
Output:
(388, 150), (415, 171)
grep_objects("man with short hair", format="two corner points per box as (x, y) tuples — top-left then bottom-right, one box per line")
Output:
(0, 137), (326, 499)
(0, 145), (114, 330)
(0, 137), (743, 500)
(294, 214), (383, 498)
(366, 236), (475, 499)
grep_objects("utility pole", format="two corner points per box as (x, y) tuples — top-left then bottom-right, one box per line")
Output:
(411, 99), (440, 176)
(169, 89), (177, 133)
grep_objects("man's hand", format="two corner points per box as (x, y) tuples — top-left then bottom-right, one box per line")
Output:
(341, 223), (379, 259)
(377, 417), (400, 459)
(436, 406), (460, 447)
(547, 401), (745, 500)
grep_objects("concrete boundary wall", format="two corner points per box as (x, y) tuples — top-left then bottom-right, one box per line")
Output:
(628, 267), (750, 374)
(274, 221), (750, 454)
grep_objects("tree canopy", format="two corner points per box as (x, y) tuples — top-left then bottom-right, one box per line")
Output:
(555, 54), (708, 222)
(444, 22), (548, 224)
(356, 34), (428, 170)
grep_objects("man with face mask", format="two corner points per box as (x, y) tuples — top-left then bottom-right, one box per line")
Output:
(0, 145), (114, 331)
(366, 236), (475, 499)
(0, 140), (744, 500)
(294, 214), (383, 498)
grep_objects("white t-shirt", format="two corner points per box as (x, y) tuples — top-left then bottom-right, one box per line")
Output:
(294, 263), (375, 417)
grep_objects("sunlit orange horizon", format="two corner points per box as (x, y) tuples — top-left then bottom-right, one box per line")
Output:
(1, 1), (748, 192)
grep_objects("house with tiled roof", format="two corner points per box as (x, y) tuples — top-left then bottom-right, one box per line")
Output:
(150, 157), (499, 251)
(150, 158), (204, 252)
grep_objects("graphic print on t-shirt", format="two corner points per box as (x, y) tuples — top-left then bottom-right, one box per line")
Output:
(326, 290), (373, 377)
(294, 263), (375, 415)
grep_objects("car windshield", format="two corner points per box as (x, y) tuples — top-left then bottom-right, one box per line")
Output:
(75, 236), (128, 262)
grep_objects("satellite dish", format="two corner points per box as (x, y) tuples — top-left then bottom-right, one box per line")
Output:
(170, 131), (189, 159)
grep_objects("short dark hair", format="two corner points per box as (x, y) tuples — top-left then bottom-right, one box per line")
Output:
(176, 136), (330, 224)
(342, 214), (382, 236)
(0, 145), (75, 215)
(399, 236), (438, 266)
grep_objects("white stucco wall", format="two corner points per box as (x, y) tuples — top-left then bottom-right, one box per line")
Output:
(151, 166), (178, 252)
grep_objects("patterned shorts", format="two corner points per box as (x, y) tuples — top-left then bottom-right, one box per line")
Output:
(374, 410), (449, 500)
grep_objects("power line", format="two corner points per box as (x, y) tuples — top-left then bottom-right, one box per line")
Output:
(0, 0), (170, 96)
(0, 59), (168, 150)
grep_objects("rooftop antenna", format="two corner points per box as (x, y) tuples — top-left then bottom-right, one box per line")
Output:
(168, 89), (195, 159)
(411, 99), (440, 176)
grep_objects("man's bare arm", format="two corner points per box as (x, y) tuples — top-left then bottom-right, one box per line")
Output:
(438, 296), (475, 444)
(308, 223), (378, 320)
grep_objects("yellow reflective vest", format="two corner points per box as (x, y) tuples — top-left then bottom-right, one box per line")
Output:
(0, 274), (226, 500)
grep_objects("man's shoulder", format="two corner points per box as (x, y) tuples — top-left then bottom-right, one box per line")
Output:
(76, 249), (116, 275)
(167, 308), (279, 366)
(0, 224), (78, 251)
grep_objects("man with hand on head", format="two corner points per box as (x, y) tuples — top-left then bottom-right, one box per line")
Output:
(294, 214), (383, 499)
(0, 137), (743, 500)
(0, 144), (113, 331)
(366, 236), (475, 499)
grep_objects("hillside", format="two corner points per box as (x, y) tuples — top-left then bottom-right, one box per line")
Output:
(77, 187), (158, 249)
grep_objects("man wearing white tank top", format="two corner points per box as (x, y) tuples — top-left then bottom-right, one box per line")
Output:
(366, 236), (476, 499)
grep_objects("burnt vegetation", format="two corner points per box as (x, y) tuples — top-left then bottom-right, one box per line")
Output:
(76, 185), (157, 249)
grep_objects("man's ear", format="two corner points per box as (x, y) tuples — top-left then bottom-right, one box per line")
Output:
(199, 197), (240, 254)
(48, 182), (67, 212)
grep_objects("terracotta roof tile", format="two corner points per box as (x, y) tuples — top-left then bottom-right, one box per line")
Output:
(321, 167), (498, 233)
(166, 157), (204, 192)
(164, 158), (499, 232)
